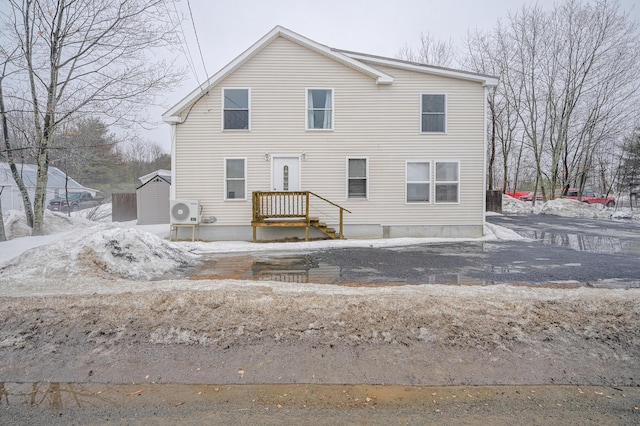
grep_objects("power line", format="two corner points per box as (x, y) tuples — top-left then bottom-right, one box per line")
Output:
(165, 0), (201, 86)
(186, 0), (210, 84)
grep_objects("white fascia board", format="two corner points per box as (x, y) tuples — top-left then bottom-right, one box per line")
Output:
(342, 51), (499, 87)
(162, 26), (394, 121)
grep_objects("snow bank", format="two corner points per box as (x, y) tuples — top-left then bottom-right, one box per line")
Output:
(502, 195), (534, 214)
(501, 194), (635, 220)
(611, 209), (640, 222)
(540, 198), (612, 219)
(0, 225), (198, 281)
(2, 208), (95, 239)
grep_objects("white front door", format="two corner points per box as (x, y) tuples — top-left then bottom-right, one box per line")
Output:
(272, 156), (301, 191)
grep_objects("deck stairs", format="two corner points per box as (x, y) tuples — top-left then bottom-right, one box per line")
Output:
(251, 191), (350, 242)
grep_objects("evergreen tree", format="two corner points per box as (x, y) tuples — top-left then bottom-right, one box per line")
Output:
(618, 128), (640, 195)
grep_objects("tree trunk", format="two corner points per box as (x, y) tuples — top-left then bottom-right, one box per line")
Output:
(0, 188), (6, 241)
(0, 76), (34, 227)
(487, 92), (497, 190)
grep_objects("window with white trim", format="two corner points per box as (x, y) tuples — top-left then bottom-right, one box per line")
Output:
(225, 158), (246, 200)
(347, 158), (367, 199)
(421, 94), (446, 133)
(223, 88), (249, 130)
(406, 162), (430, 203)
(307, 89), (333, 130)
(435, 161), (459, 203)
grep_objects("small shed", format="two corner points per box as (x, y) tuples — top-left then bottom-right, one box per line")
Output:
(136, 170), (171, 225)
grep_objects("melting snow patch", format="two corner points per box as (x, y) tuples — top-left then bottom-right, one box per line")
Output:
(484, 222), (529, 241)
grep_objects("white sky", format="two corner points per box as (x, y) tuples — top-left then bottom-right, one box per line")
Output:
(147, 0), (639, 152)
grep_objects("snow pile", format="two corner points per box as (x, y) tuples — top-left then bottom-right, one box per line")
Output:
(502, 195), (534, 214)
(484, 221), (528, 241)
(2, 209), (95, 239)
(540, 198), (612, 219)
(0, 225), (199, 281)
(611, 209), (640, 222)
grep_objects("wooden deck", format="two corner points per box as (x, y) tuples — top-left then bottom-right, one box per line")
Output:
(251, 191), (351, 242)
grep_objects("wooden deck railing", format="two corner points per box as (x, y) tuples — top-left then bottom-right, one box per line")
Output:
(251, 191), (351, 241)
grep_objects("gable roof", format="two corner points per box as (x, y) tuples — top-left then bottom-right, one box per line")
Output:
(138, 169), (171, 185)
(136, 173), (171, 190)
(163, 26), (498, 123)
(0, 162), (94, 191)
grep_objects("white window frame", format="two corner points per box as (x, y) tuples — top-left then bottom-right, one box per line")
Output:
(306, 88), (334, 131)
(346, 157), (368, 200)
(224, 157), (247, 201)
(222, 88), (251, 131)
(405, 161), (431, 204)
(434, 161), (460, 204)
(420, 93), (447, 134)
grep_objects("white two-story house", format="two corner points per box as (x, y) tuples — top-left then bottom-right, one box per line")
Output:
(163, 26), (497, 241)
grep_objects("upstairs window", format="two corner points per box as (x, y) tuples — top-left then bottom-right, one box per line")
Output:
(421, 94), (446, 133)
(406, 162), (430, 203)
(307, 89), (333, 130)
(223, 88), (249, 130)
(347, 158), (367, 199)
(435, 161), (459, 203)
(225, 158), (246, 200)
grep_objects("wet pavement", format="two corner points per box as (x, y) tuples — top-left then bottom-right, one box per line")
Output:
(188, 214), (640, 289)
(3, 382), (638, 424)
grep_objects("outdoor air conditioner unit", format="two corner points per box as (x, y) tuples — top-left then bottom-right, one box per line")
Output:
(170, 199), (201, 224)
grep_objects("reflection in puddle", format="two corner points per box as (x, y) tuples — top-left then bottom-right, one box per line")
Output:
(520, 230), (640, 255)
(189, 253), (485, 287)
(191, 254), (341, 284)
(0, 382), (119, 409)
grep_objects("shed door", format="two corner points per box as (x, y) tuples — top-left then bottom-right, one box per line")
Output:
(272, 157), (301, 191)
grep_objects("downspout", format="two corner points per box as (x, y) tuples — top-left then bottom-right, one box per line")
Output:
(482, 85), (488, 234)
(170, 123), (177, 200)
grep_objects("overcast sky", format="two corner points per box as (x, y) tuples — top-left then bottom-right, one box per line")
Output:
(150, 0), (639, 152)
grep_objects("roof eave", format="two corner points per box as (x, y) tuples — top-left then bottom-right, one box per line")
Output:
(341, 51), (499, 87)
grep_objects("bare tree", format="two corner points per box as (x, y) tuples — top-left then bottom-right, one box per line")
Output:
(464, 0), (640, 203)
(0, 0), (184, 235)
(397, 32), (457, 67)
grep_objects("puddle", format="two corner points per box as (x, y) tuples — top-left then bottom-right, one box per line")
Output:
(517, 230), (640, 256)
(0, 382), (118, 409)
(190, 254), (342, 284)
(189, 253), (487, 287)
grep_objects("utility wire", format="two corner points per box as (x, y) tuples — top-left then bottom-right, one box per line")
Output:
(186, 0), (210, 84)
(166, 0), (201, 86)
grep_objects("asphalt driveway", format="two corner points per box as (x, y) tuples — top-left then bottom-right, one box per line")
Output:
(192, 214), (640, 288)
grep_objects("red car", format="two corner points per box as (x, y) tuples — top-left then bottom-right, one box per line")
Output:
(504, 188), (530, 199)
(518, 191), (544, 202)
(565, 188), (615, 207)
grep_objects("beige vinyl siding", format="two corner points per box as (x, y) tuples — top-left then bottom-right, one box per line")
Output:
(174, 37), (486, 227)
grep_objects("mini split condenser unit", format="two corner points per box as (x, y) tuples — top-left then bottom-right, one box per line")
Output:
(170, 199), (201, 224)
